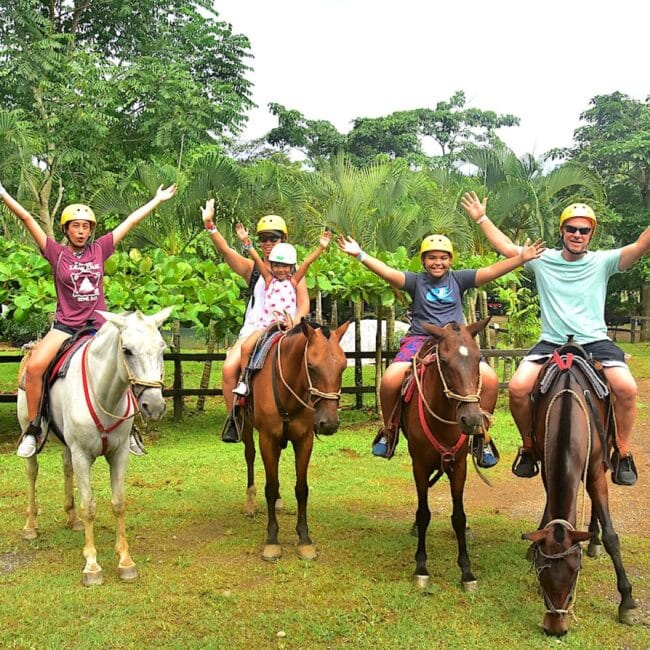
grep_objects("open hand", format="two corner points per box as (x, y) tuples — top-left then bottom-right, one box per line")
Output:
(320, 231), (332, 248)
(156, 184), (177, 202)
(235, 223), (250, 243)
(521, 238), (546, 262)
(337, 234), (361, 257)
(460, 191), (488, 222)
(201, 198), (215, 225)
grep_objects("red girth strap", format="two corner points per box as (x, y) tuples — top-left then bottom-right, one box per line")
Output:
(81, 343), (135, 455)
(552, 349), (574, 371)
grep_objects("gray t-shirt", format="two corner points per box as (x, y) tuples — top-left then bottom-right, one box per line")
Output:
(402, 269), (477, 336)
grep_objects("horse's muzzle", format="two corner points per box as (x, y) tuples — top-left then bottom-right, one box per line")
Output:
(138, 388), (167, 421)
(314, 413), (340, 436)
(457, 402), (483, 435)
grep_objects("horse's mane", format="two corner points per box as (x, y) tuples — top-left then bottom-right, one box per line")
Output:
(285, 319), (332, 339)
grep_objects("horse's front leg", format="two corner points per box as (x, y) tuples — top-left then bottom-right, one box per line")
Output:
(293, 433), (317, 560)
(71, 451), (102, 586)
(62, 446), (83, 532)
(412, 460), (432, 588)
(22, 456), (39, 540)
(242, 420), (257, 517)
(587, 472), (636, 623)
(587, 513), (604, 558)
(108, 448), (137, 582)
(259, 432), (282, 562)
(448, 456), (477, 591)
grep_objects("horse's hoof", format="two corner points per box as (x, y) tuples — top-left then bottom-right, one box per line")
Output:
(587, 543), (604, 558)
(297, 544), (318, 560)
(413, 574), (430, 589)
(243, 504), (256, 518)
(275, 498), (284, 513)
(68, 519), (84, 533)
(82, 569), (103, 587)
(462, 580), (478, 593)
(262, 544), (282, 562)
(618, 607), (634, 626)
(22, 528), (38, 540)
(118, 565), (138, 582)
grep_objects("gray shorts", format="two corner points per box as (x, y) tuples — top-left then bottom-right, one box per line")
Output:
(524, 339), (627, 368)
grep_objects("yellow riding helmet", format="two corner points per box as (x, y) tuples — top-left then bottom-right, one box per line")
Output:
(559, 203), (597, 230)
(420, 234), (454, 258)
(256, 214), (287, 235)
(60, 204), (96, 230)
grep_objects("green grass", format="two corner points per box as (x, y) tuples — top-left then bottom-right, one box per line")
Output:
(0, 344), (648, 648)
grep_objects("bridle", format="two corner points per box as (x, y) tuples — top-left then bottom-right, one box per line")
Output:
(274, 332), (342, 412)
(531, 519), (583, 617)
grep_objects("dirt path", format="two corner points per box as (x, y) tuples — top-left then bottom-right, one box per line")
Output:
(462, 376), (650, 535)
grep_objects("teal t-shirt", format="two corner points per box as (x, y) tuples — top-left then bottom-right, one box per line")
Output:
(526, 248), (621, 344)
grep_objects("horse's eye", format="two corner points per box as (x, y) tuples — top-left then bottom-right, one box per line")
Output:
(122, 347), (133, 357)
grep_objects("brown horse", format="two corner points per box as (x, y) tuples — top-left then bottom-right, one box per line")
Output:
(238, 318), (350, 561)
(522, 342), (636, 636)
(401, 319), (491, 591)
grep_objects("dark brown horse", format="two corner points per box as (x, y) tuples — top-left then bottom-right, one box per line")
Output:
(522, 342), (636, 636)
(401, 319), (491, 591)
(238, 318), (350, 561)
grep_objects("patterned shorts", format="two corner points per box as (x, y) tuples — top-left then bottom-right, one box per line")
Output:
(392, 335), (430, 363)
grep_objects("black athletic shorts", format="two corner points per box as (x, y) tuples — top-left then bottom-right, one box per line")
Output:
(525, 339), (626, 365)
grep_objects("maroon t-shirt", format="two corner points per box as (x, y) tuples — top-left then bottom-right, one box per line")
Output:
(43, 234), (115, 328)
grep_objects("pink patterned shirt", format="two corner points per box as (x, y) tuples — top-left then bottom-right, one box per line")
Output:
(258, 277), (297, 328)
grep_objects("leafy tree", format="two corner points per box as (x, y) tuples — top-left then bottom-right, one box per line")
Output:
(0, 1), (253, 234)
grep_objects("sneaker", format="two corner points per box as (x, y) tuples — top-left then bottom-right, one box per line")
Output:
(611, 451), (637, 486)
(511, 448), (539, 478)
(17, 433), (37, 458)
(478, 441), (499, 468)
(221, 414), (241, 443)
(372, 436), (389, 458)
(129, 432), (147, 456)
(232, 381), (249, 396)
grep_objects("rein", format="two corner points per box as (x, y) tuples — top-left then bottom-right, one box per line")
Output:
(81, 335), (164, 454)
(412, 345), (483, 469)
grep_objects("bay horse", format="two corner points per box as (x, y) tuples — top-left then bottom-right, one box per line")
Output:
(402, 319), (491, 591)
(18, 307), (172, 586)
(238, 318), (349, 561)
(521, 341), (636, 636)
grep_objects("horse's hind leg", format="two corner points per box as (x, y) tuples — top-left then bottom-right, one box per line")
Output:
(109, 450), (137, 582)
(259, 434), (282, 562)
(242, 422), (257, 517)
(449, 460), (477, 591)
(22, 456), (39, 540)
(588, 473), (636, 623)
(294, 435), (317, 560)
(62, 446), (83, 532)
(587, 513), (604, 558)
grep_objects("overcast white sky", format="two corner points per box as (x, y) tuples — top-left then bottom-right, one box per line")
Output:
(215, 0), (648, 158)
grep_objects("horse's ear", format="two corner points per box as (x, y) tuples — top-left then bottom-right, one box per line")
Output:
(422, 322), (445, 339)
(570, 530), (593, 544)
(522, 529), (546, 544)
(334, 320), (351, 340)
(467, 317), (491, 338)
(152, 306), (174, 328)
(98, 310), (128, 329)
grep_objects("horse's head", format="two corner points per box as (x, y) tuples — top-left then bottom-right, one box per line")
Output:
(421, 319), (489, 434)
(97, 307), (172, 421)
(522, 522), (592, 636)
(299, 319), (350, 436)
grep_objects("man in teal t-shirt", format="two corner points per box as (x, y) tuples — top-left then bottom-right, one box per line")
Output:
(461, 193), (650, 486)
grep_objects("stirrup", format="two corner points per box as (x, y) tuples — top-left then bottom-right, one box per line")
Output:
(472, 437), (500, 468)
(129, 426), (147, 456)
(611, 450), (637, 486)
(511, 446), (539, 478)
(221, 411), (241, 443)
(17, 422), (43, 458)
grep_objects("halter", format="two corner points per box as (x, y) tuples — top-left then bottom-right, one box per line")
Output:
(532, 519), (583, 617)
(275, 333), (342, 411)
(81, 335), (164, 454)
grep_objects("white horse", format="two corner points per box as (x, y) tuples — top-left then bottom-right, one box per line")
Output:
(18, 307), (172, 586)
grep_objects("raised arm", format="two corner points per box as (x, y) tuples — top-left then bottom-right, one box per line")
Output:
(201, 199), (254, 279)
(292, 231), (330, 286)
(112, 184), (177, 246)
(618, 226), (650, 271)
(337, 235), (405, 289)
(460, 191), (521, 258)
(236, 223), (271, 284)
(475, 238), (545, 286)
(0, 181), (47, 251)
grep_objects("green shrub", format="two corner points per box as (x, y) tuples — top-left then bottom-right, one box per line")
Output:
(0, 312), (50, 346)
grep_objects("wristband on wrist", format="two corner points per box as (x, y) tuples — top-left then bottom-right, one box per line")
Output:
(357, 250), (367, 262)
(476, 215), (489, 225)
(242, 241), (253, 251)
(205, 225), (217, 234)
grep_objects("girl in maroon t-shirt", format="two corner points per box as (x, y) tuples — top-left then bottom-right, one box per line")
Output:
(0, 180), (176, 458)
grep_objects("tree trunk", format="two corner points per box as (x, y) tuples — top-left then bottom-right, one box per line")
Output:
(172, 318), (183, 421)
(374, 306), (383, 414)
(641, 283), (650, 342)
(196, 322), (216, 411)
(330, 299), (338, 329)
(315, 290), (322, 323)
(354, 300), (363, 409)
